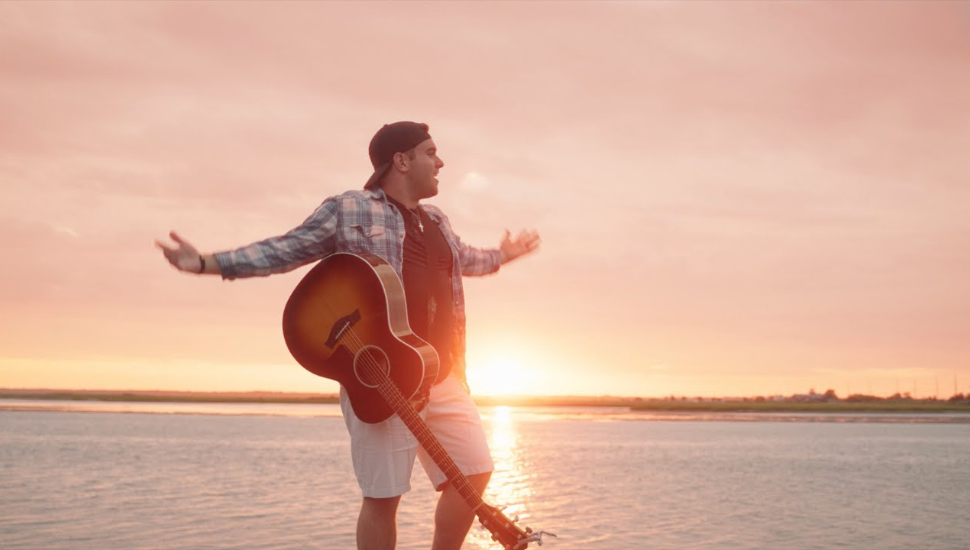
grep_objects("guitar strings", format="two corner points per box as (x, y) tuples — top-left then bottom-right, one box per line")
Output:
(338, 327), (481, 504)
(338, 327), (459, 474)
(330, 312), (485, 508)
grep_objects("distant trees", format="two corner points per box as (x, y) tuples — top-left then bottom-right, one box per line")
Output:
(638, 391), (970, 404)
(846, 394), (881, 402)
(842, 392), (969, 403)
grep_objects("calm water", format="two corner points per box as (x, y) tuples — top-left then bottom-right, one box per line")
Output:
(1, 402), (969, 550)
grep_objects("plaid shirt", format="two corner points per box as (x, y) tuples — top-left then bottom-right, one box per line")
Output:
(214, 187), (502, 381)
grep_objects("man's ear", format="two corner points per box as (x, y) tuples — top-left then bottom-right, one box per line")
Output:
(392, 151), (410, 173)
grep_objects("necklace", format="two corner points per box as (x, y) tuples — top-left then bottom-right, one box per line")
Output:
(411, 207), (424, 232)
(408, 208), (424, 232)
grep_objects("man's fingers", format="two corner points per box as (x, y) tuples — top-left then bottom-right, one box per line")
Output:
(502, 228), (540, 262)
(523, 230), (541, 252)
(156, 243), (178, 266)
(514, 229), (540, 245)
(167, 230), (200, 255)
(155, 240), (178, 260)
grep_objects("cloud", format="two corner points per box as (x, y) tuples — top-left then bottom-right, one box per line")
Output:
(52, 225), (79, 238)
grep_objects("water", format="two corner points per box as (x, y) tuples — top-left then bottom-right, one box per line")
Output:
(2, 402), (969, 549)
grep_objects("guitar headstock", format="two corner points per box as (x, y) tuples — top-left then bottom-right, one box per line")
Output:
(476, 503), (556, 549)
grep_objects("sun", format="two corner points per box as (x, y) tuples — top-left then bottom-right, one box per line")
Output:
(465, 354), (539, 396)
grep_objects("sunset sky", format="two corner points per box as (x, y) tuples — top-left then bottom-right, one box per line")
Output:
(1, 1), (968, 398)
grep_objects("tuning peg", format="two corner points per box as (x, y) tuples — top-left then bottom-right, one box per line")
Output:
(536, 530), (557, 546)
(513, 514), (520, 523)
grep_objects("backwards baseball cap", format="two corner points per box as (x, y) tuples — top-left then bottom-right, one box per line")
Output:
(363, 121), (432, 190)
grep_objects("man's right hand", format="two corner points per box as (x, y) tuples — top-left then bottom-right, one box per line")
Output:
(156, 231), (206, 274)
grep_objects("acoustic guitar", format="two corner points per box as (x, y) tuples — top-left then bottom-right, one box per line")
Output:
(282, 252), (553, 549)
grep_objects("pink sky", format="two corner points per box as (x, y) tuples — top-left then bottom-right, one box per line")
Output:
(1, 1), (969, 397)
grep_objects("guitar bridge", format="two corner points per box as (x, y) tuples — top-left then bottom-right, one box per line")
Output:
(325, 309), (361, 349)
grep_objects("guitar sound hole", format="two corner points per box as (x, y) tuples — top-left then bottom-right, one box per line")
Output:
(353, 346), (390, 388)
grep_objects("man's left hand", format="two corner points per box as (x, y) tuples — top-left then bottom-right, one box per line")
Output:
(499, 229), (541, 264)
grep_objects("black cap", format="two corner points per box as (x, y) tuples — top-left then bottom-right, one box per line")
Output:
(364, 121), (432, 190)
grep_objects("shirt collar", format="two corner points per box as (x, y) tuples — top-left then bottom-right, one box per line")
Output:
(364, 187), (386, 201)
(384, 193), (417, 216)
(367, 187), (441, 222)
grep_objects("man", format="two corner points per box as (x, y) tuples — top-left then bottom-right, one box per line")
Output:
(156, 121), (540, 550)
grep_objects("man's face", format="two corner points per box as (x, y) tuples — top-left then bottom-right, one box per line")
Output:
(406, 138), (444, 199)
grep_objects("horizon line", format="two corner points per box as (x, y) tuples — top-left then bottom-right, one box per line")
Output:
(1, 387), (961, 401)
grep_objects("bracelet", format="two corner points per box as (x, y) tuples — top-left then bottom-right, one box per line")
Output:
(198, 255), (206, 274)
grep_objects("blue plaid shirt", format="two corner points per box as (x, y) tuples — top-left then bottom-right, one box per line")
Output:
(214, 187), (502, 381)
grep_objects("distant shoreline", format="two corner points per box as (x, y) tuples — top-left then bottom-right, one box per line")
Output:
(0, 389), (633, 407)
(2, 388), (969, 413)
(630, 401), (970, 413)
(0, 389), (342, 405)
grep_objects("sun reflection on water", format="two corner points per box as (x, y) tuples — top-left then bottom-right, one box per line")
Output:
(467, 406), (535, 549)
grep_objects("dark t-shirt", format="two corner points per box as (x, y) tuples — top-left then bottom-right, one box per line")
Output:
(386, 196), (456, 380)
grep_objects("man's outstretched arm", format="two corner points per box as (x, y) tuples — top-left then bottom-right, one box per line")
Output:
(155, 199), (339, 280)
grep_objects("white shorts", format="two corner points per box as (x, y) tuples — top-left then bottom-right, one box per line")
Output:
(339, 372), (494, 498)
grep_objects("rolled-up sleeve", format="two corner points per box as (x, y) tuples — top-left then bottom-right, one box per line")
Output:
(215, 199), (339, 280)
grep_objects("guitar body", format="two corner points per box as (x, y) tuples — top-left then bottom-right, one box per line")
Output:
(282, 252), (439, 424)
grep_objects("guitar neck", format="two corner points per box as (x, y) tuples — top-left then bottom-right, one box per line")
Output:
(376, 378), (485, 511)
